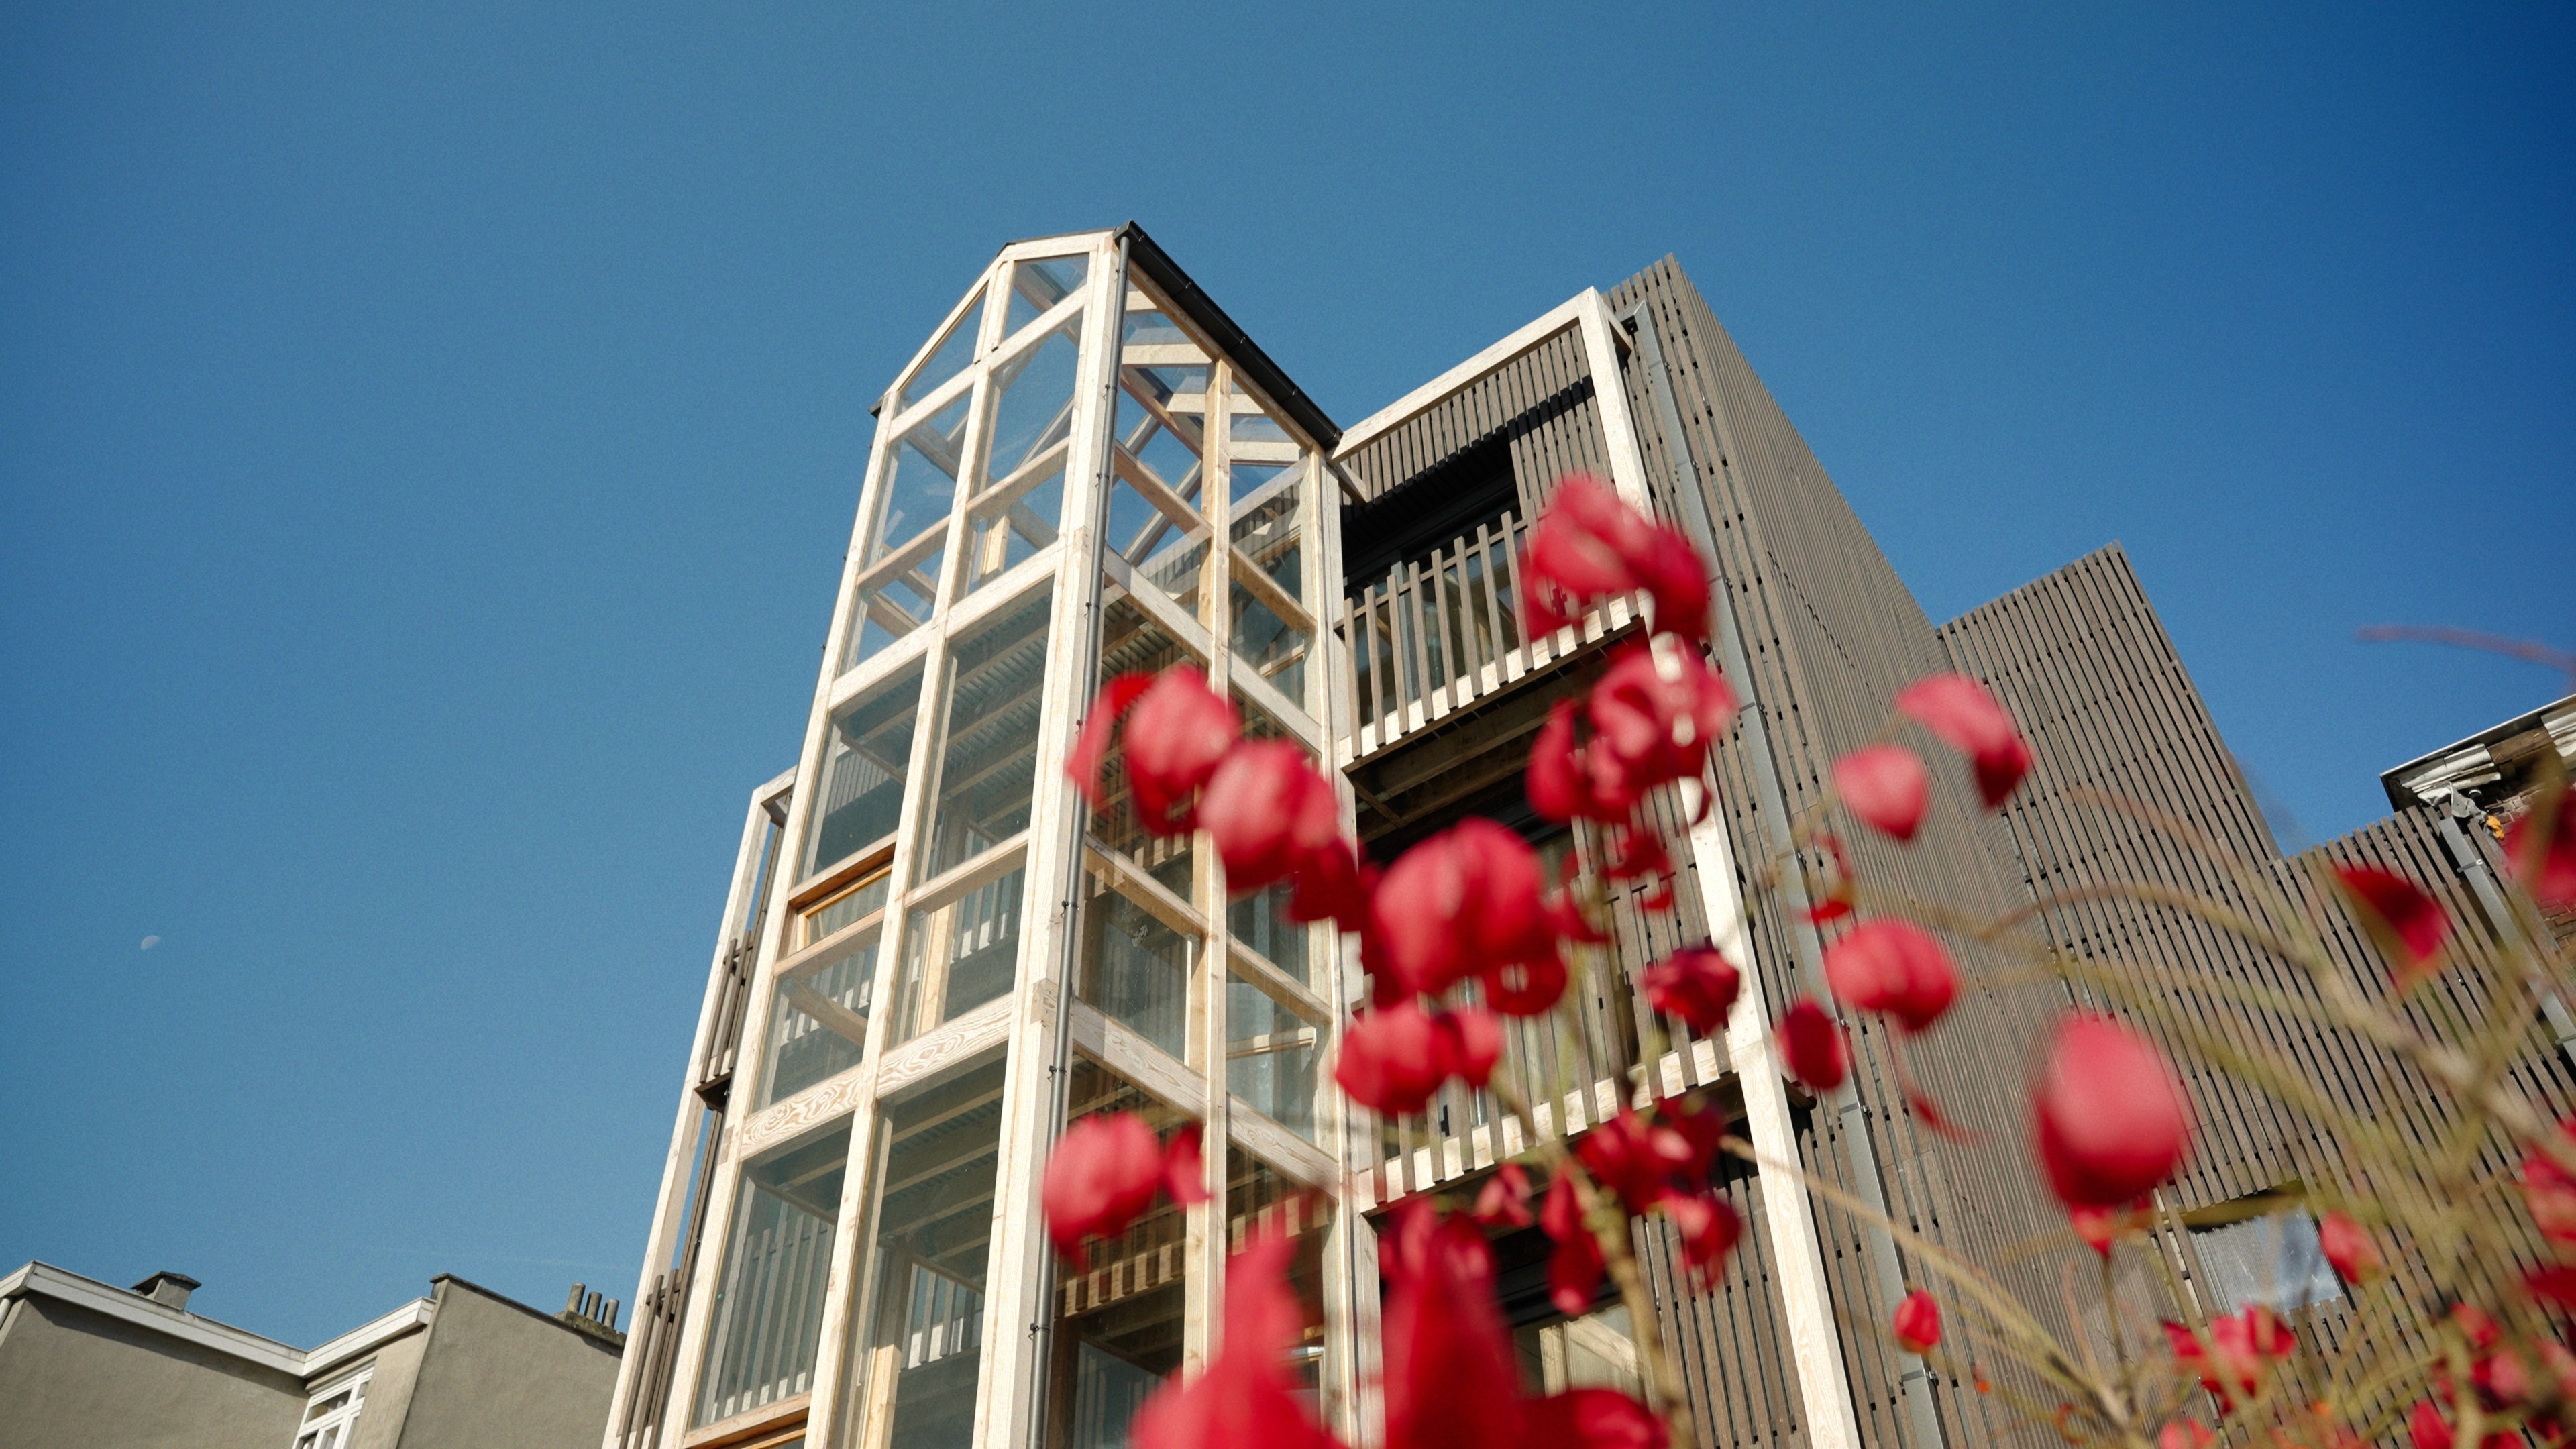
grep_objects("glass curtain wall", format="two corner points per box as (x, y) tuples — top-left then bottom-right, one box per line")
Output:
(669, 235), (1354, 1449)
(847, 1060), (1010, 1449)
(696, 1130), (851, 1426)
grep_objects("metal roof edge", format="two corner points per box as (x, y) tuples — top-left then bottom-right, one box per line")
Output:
(1114, 222), (1340, 451)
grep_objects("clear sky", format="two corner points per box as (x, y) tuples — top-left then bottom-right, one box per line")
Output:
(3, 3), (2569, 1346)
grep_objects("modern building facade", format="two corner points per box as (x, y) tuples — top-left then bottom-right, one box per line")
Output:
(0, 1261), (622, 1449)
(604, 225), (2574, 1449)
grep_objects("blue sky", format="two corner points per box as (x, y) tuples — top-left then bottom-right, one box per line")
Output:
(2, 3), (2568, 1345)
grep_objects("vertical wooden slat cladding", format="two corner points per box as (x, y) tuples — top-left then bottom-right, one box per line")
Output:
(1936, 545), (2576, 1415)
(1340, 253), (2566, 1446)
(1609, 258), (2077, 1449)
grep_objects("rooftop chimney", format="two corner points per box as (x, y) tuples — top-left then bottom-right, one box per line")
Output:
(130, 1271), (200, 1311)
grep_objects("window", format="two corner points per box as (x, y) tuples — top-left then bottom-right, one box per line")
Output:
(2192, 1205), (2343, 1314)
(1048, 1061), (1195, 1449)
(920, 590), (1051, 879)
(892, 865), (1026, 1044)
(1080, 853), (1198, 1063)
(292, 1366), (371, 1449)
(849, 394), (972, 670)
(806, 663), (924, 880)
(696, 1130), (851, 1426)
(765, 871), (892, 1106)
(961, 311), (1082, 596)
(853, 1061), (1010, 1449)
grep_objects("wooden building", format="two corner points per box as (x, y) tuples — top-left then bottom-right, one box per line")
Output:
(601, 228), (2573, 1449)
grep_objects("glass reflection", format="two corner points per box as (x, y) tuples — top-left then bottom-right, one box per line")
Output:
(892, 867), (1025, 1044)
(900, 292), (983, 412)
(1227, 967), (1320, 1138)
(807, 662), (924, 878)
(696, 1130), (849, 1426)
(1005, 255), (1089, 337)
(1046, 1060), (1191, 1449)
(856, 1061), (1007, 1449)
(922, 591), (1051, 879)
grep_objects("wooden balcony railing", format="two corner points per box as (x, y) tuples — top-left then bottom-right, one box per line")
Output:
(1338, 510), (1633, 761)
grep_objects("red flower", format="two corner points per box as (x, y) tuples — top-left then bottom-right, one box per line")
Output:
(1664, 1191), (1743, 1287)
(2522, 1120), (2576, 1247)
(1894, 673), (2031, 809)
(1474, 1163), (1534, 1229)
(2507, 788), (2576, 912)
(1334, 1003), (1451, 1116)
(1120, 667), (1244, 833)
(1382, 1206), (1523, 1449)
(2157, 1421), (2216, 1449)
(2034, 1014), (2192, 1210)
(1333, 1004), (1498, 1116)
(1444, 1008), (1503, 1092)
(2068, 1204), (2142, 1258)
(2318, 1210), (2382, 1286)
(1201, 741), (1340, 893)
(1483, 951), (1570, 1017)
(1528, 701), (1614, 824)
(2403, 1400), (2519, 1449)
(1834, 745), (1930, 843)
(2334, 865), (2451, 983)
(1821, 918), (1959, 1034)
(1642, 946), (1743, 1035)
(1541, 1170), (1607, 1316)
(1043, 1112), (1210, 1259)
(1520, 472), (1710, 644)
(1069, 672), (1159, 810)
(1132, 1234), (1343, 1449)
(1892, 1289), (1941, 1354)
(1370, 819), (1556, 999)
(1585, 643), (1737, 810)
(2163, 1307), (2294, 1413)
(1578, 1108), (1697, 1210)
(1778, 997), (1848, 1093)
(1518, 1389), (1668, 1449)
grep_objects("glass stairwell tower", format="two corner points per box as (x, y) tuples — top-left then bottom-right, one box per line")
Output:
(606, 226), (1360, 1449)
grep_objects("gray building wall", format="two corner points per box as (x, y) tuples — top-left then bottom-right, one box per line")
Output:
(0, 1291), (304, 1449)
(382, 1278), (619, 1449)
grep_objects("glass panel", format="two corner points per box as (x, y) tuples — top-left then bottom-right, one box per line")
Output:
(2192, 1210), (2343, 1313)
(1230, 582), (1309, 705)
(1513, 1303), (1642, 1398)
(1227, 967), (1320, 1139)
(1005, 254), (1089, 337)
(849, 392), (971, 669)
(1117, 368), (1209, 504)
(1079, 861), (1196, 1063)
(696, 1129), (849, 1425)
(1234, 690), (1299, 745)
(923, 591), (1051, 879)
(1120, 307), (1197, 352)
(1229, 458), (1307, 596)
(983, 317), (1083, 486)
(1104, 472), (1207, 614)
(1047, 1059), (1193, 1449)
(1229, 883), (1309, 987)
(893, 867), (1026, 1042)
(804, 871), (895, 949)
(806, 663), (925, 878)
(961, 315), (1080, 596)
(1090, 589), (1201, 859)
(764, 930), (880, 1104)
(900, 291), (983, 412)
(1227, 1148), (1333, 1394)
(857, 1062), (1007, 1449)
